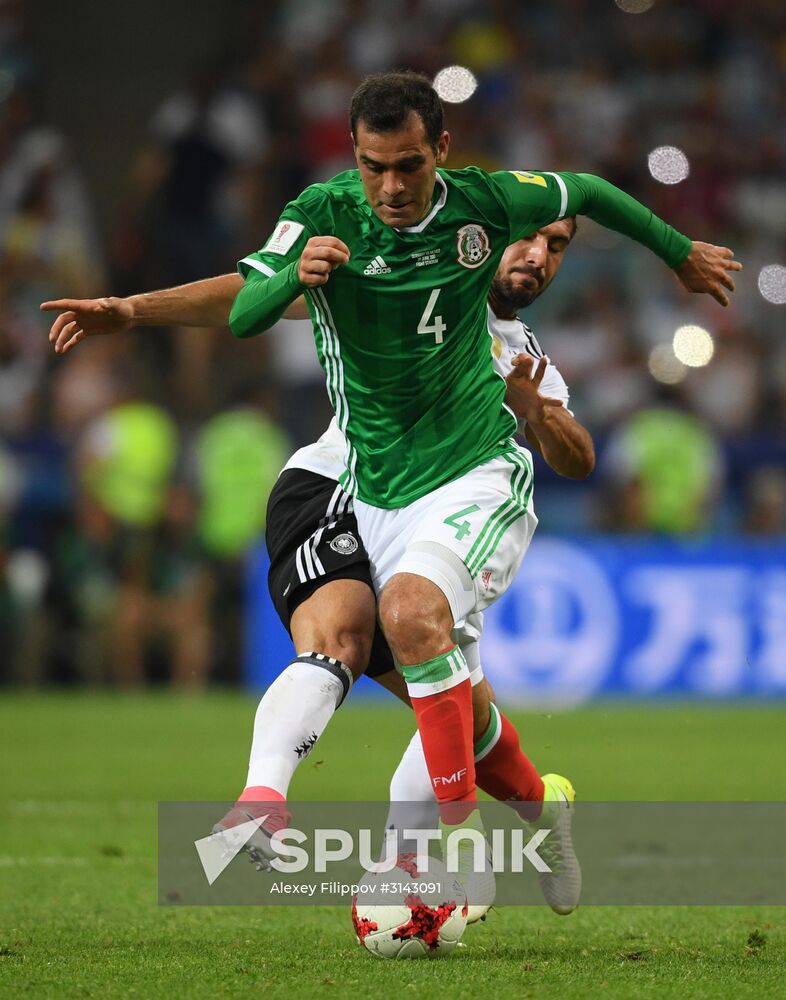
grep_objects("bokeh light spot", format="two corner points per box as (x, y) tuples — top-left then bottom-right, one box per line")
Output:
(648, 146), (690, 185)
(673, 325), (714, 367)
(433, 66), (478, 104)
(615, 0), (655, 12)
(758, 264), (786, 305)
(648, 343), (687, 384)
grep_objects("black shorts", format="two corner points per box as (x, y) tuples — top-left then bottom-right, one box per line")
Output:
(265, 468), (394, 679)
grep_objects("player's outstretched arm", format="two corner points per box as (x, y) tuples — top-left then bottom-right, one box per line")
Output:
(674, 242), (742, 307)
(230, 236), (348, 339)
(505, 355), (595, 480)
(531, 172), (742, 306)
(42, 274), (244, 354)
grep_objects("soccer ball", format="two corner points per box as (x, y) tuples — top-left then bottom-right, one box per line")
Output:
(352, 858), (468, 959)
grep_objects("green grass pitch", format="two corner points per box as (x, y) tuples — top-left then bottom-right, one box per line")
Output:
(1, 693), (785, 999)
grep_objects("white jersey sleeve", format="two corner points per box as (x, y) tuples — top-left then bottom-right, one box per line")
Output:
(486, 306), (572, 435)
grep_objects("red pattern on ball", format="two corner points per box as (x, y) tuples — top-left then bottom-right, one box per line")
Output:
(392, 896), (458, 951)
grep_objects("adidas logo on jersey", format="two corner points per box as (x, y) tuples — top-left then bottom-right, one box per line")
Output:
(363, 255), (392, 275)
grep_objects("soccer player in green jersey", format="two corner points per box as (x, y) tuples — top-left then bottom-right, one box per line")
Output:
(225, 71), (741, 839)
(45, 69), (741, 870)
(43, 218), (591, 919)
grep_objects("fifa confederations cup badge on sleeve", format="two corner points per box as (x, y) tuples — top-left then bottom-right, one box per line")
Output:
(456, 224), (491, 269)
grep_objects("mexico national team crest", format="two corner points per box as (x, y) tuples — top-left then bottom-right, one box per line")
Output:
(456, 224), (491, 269)
(329, 533), (359, 556)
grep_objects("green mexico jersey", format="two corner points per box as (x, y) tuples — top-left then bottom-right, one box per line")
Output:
(235, 167), (690, 508)
(238, 167), (576, 508)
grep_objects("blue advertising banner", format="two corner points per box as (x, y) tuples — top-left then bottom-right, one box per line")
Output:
(245, 538), (786, 702)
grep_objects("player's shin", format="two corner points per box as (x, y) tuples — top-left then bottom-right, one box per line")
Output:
(245, 653), (352, 797)
(384, 730), (440, 856)
(401, 645), (477, 824)
(215, 654), (353, 848)
(474, 703), (544, 820)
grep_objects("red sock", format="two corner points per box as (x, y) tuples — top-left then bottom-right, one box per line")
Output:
(475, 709), (544, 820)
(238, 784), (290, 833)
(404, 646), (477, 824)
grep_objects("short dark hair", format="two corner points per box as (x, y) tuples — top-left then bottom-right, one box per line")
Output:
(349, 71), (443, 149)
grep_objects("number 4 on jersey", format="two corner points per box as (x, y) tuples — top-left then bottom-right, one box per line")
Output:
(417, 288), (447, 344)
(444, 505), (481, 541)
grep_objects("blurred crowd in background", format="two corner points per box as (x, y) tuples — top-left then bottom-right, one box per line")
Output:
(0, 0), (784, 687)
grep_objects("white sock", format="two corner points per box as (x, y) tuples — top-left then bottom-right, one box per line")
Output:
(245, 653), (353, 797)
(385, 730), (440, 846)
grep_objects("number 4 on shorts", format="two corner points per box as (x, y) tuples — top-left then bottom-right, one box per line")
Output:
(443, 505), (481, 541)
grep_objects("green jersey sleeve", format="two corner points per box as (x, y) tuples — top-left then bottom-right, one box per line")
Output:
(230, 185), (326, 338)
(489, 169), (692, 269)
(487, 170), (567, 242)
(560, 172), (692, 267)
(229, 261), (304, 339)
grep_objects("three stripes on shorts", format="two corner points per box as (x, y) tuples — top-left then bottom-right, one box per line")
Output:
(294, 483), (354, 584)
(466, 450), (533, 577)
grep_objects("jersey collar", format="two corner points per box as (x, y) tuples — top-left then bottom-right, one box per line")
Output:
(393, 172), (448, 234)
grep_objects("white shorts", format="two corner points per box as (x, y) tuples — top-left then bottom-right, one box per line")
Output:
(354, 446), (538, 628)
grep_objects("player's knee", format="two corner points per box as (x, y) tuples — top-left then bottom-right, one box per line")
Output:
(331, 627), (373, 676)
(378, 574), (452, 663)
(291, 581), (375, 677)
(304, 626), (371, 677)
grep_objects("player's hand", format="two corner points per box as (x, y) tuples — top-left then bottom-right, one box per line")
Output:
(504, 354), (565, 425)
(41, 297), (135, 354)
(674, 242), (742, 307)
(297, 236), (350, 287)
